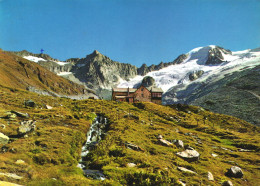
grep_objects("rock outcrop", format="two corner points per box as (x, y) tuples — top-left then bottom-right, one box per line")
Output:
(189, 70), (204, 81)
(38, 61), (73, 74)
(206, 46), (231, 65)
(18, 120), (36, 135)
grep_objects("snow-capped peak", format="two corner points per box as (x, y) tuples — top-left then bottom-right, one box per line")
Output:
(188, 45), (216, 55)
(117, 46), (260, 95)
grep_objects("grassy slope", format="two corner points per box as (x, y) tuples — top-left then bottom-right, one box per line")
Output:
(0, 85), (259, 185)
(0, 50), (88, 95)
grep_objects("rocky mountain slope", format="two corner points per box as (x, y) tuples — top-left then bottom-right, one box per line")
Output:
(0, 49), (96, 98)
(12, 46), (260, 125)
(72, 50), (138, 89)
(0, 85), (259, 185)
(190, 65), (260, 126)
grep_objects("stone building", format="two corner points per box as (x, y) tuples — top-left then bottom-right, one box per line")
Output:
(112, 85), (163, 104)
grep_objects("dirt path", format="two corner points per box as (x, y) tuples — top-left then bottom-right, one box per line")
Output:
(246, 90), (260, 100)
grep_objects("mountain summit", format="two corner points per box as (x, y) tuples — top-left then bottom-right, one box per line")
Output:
(188, 45), (232, 65)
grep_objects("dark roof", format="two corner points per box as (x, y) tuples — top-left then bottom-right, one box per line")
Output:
(113, 86), (163, 93)
(147, 87), (163, 93)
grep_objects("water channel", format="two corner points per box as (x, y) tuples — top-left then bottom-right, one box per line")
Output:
(77, 115), (108, 180)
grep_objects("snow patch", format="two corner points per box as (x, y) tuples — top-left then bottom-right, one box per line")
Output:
(23, 56), (46, 63)
(56, 61), (70, 66)
(57, 72), (72, 76)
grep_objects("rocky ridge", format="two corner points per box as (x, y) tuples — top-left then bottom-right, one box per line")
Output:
(0, 50), (96, 98)
(12, 49), (189, 93)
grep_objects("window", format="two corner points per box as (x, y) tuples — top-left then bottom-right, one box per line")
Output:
(152, 93), (162, 97)
(141, 88), (144, 91)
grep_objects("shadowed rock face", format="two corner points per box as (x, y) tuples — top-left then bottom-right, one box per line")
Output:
(38, 61), (73, 74)
(189, 70), (204, 81)
(73, 50), (138, 89)
(206, 46), (232, 65)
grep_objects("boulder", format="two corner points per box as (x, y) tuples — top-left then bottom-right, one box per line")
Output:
(0, 132), (9, 145)
(177, 167), (197, 174)
(18, 120), (36, 135)
(222, 181), (233, 186)
(226, 166), (243, 178)
(176, 147), (200, 162)
(15, 160), (25, 165)
(157, 135), (173, 147)
(24, 100), (36, 107)
(173, 140), (184, 148)
(207, 171), (214, 181)
(158, 138), (174, 147)
(45, 105), (53, 109)
(211, 153), (218, 158)
(126, 163), (136, 168)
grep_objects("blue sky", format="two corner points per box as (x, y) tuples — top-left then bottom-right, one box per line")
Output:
(0, 0), (259, 66)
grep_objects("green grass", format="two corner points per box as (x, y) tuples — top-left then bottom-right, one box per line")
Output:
(0, 84), (259, 185)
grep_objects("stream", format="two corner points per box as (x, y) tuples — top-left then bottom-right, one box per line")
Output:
(77, 115), (108, 180)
